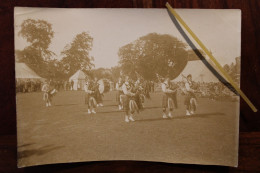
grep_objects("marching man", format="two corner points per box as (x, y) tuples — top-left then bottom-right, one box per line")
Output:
(94, 77), (103, 107)
(184, 74), (197, 115)
(84, 79), (97, 114)
(116, 77), (124, 110)
(42, 80), (57, 107)
(134, 78), (145, 110)
(122, 76), (136, 122)
(161, 76), (178, 118)
(42, 80), (51, 107)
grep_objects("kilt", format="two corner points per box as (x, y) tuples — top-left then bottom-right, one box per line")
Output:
(184, 92), (196, 106)
(122, 95), (129, 111)
(43, 91), (54, 101)
(43, 92), (49, 101)
(129, 99), (139, 113)
(85, 93), (97, 108)
(134, 93), (143, 110)
(162, 93), (175, 109)
(95, 91), (103, 104)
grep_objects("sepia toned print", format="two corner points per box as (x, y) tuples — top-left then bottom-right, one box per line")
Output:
(15, 8), (241, 167)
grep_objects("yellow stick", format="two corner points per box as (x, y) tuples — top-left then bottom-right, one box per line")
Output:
(166, 2), (257, 112)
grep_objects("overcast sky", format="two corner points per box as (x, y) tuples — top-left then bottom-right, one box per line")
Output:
(14, 8), (241, 69)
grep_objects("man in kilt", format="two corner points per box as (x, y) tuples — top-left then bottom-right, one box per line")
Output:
(42, 80), (57, 107)
(84, 79), (98, 114)
(184, 74), (197, 115)
(116, 77), (124, 110)
(122, 76), (138, 122)
(134, 78), (145, 109)
(161, 76), (178, 118)
(93, 77), (104, 107)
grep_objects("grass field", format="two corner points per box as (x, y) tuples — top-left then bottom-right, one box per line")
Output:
(16, 90), (239, 167)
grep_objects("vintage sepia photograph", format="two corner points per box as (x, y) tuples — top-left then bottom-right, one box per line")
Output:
(15, 8), (241, 167)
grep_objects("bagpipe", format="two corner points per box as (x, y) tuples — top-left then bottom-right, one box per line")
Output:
(135, 72), (151, 99)
(156, 73), (179, 93)
(126, 81), (135, 95)
(176, 74), (202, 102)
(166, 82), (179, 93)
(42, 83), (58, 101)
(49, 88), (58, 96)
(86, 81), (98, 95)
(43, 88), (58, 101)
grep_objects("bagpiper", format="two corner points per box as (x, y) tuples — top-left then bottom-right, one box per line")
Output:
(122, 76), (137, 122)
(93, 77), (104, 107)
(42, 80), (57, 107)
(134, 78), (145, 109)
(183, 74), (197, 115)
(84, 79), (97, 114)
(116, 77), (124, 110)
(161, 76), (178, 118)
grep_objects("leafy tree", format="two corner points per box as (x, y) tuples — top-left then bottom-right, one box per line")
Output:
(60, 32), (94, 75)
(223, 58), (241, 84)
(118, 33), (192, 80)
(111, 66), (121, 82)
(15, 47), (47, 76)
(16, 19), (55, 77)
(18, 19), (55, 61)
(90, 68), (112, 80)
(223, 64), (230, 73)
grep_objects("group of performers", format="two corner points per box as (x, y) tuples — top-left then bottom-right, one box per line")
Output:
(160, 74), (197, 118)
(115, 76), (148, 122)
(41, 73), (198, 123)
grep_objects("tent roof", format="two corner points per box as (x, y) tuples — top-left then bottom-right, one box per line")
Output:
(69, 70), (86, 80)
(173, 60), (219, 82)
(15, 63), (42, 79)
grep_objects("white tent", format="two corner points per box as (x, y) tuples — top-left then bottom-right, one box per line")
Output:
(69, 70), (87, 90)
(173, 60), (219, 83)
(15, 63), (42, 80)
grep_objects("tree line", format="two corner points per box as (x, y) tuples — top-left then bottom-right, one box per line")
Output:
(16, 19), (204, 82)
(16, 19), (94, 79)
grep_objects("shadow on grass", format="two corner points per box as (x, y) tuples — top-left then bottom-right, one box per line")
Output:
(54, 103), (78, 107)
(85, 106), (168, 114)
(101, 104), (118, 107)
(143, 106), (162, 109)
(96, 110), (124, 114)
(18, 145), (64, 159)
(135, 112), (225, 122)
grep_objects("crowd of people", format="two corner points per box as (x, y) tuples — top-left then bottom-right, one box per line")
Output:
(16, 79), (76, 93)
(174, 81), (238, 101)
(16, 79), (43, 93)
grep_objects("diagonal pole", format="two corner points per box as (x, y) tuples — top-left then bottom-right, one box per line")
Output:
(166, 2), (257, 112)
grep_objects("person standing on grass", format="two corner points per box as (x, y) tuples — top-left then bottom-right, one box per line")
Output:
(134, 78), (145, 110)
(122, 76), (136, 123)
(42, 80), (57, 107)
(94, 77), (103, 107)
(84, 79), (97, 114)
(161, 76), (178, 119)
(116, 77), (124, 110)
(184, 74), (197, 115)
